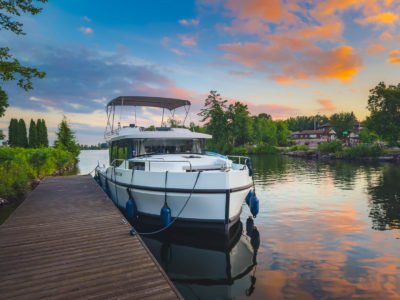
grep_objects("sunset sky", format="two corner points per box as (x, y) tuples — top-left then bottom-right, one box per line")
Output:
(1, 0), (400, 144)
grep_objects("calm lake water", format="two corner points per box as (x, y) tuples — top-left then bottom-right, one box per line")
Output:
(79, 151), (400, 299)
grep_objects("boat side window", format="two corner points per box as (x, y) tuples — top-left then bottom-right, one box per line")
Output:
(110, 140), (129, 163)
(128, 161), (145, 170)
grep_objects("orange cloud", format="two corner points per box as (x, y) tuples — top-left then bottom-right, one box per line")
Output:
(219, 18), (270, 37)
(356, 12), (399, 25)
(219, 43), (362, 82)
(380, 31), (393, 40)
(170, 48), (185, 56)
(299, 21), (343, 42)
(79, 27), (93, 34)
(225, 0), (285, 23)
(366, 44), (387, 54)
(387, 50), (400, 64)
(178, 34), (196, 46)
(297, 83), (309, 88)
(318, 99), (336, 111)
(178, 19), (199, 26)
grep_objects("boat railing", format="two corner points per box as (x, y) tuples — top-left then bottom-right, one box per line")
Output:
(226, 155), (249, 165)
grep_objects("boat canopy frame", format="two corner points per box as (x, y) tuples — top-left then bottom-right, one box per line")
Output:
(105, 96), (191, 137)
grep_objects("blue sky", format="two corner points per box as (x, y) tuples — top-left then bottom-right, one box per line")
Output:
(1, 0), (400, 144)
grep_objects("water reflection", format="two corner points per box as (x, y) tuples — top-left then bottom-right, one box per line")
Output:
(368, 165), (400, 230)
(141, 221), (260, 300)
(81, 151), (400, 299)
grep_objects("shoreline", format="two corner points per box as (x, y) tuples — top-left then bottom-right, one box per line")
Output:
(283, 150), (400, 163)
(0, 162), (77, 225)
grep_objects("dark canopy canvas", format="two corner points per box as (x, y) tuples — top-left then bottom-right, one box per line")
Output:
(107, 96), (191, 110)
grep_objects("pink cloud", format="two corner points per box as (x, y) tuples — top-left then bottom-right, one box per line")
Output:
(229, 70), (253, 77)
(317, 99), (336, 112)
(79, 27), (93, 34)
(247, 103), (299, 119)
(170, 48), (185, 56)
(179, 19), (199, 26)
(160, 37), (170, 48)
(178, 34), (196, 46)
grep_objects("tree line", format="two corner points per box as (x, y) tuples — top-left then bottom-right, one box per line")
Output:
(8, 118), (48, 148)
(198, 91), (290, 153)
(197, 83), (399, 153)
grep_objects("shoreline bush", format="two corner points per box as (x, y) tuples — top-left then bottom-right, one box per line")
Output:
(289, 145), (309, 151)
(0, 147), (75, 199)
(318, 141), (343, 153)
(342, 145), (383, 159)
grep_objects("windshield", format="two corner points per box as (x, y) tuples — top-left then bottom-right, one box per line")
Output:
(110, 138), (205, 162)
(143, 139), (204, 154)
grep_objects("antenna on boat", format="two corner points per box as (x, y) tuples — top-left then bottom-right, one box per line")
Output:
(183, 104), (190, 127)
(135, 106), (137, 126)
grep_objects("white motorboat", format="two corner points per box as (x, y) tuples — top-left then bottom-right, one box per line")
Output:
(95, 96), (257, 234)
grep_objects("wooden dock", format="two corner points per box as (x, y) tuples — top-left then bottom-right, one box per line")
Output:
(0, 175), (182, 300)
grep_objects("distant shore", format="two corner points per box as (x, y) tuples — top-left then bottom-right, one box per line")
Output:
(283, 149), (400, 163)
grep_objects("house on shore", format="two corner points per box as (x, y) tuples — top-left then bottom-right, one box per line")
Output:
(289, 121), (362, 148)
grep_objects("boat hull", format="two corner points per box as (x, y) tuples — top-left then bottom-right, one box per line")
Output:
(97, 169), (252, 233)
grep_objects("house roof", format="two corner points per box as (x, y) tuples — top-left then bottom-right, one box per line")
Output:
(297, 130), (321, 135)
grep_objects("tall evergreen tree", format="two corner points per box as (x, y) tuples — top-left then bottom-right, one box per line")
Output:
(29, 119), (38, 148)
(8, 118), (18, 147)
(54, 116), (80, 157)
(40, 119), (49, 147)
(17, 119), (28, 148)
(37, 119), (43, 146)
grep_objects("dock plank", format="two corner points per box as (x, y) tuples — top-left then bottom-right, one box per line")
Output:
(0, 175), (182, 300)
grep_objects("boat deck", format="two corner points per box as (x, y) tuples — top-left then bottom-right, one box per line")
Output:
(0, 175), (182, 299)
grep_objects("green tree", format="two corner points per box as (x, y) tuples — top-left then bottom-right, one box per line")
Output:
(0, 0), (47, 115)
(275, 120), (290, 146)
(359, 127), (379, 144)
(8, 118), (18, 146)
(329, 112), (356, 139)
(198, 91), (229, 152)
(253, 117), (277, 145)
(0, 89), (8, 140)
(365, 82), (400, 145)
(54, 116), (80, 157)
(285, 114), (329, 131)
(37, 118), (48, 147)
(17, 118), (28, 148)
(28, 119), (37, 148)
(226, 102), (253, 146)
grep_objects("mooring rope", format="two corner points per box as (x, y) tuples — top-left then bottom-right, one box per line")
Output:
(130, 171), (202, 236)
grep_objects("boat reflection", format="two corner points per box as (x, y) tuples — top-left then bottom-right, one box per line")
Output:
(140, 219), (260, 299)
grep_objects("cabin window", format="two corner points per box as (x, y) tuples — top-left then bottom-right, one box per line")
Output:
(128, 161), (145, 170)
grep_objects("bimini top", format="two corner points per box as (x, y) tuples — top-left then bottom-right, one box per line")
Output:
(107, 96), (191, 111)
